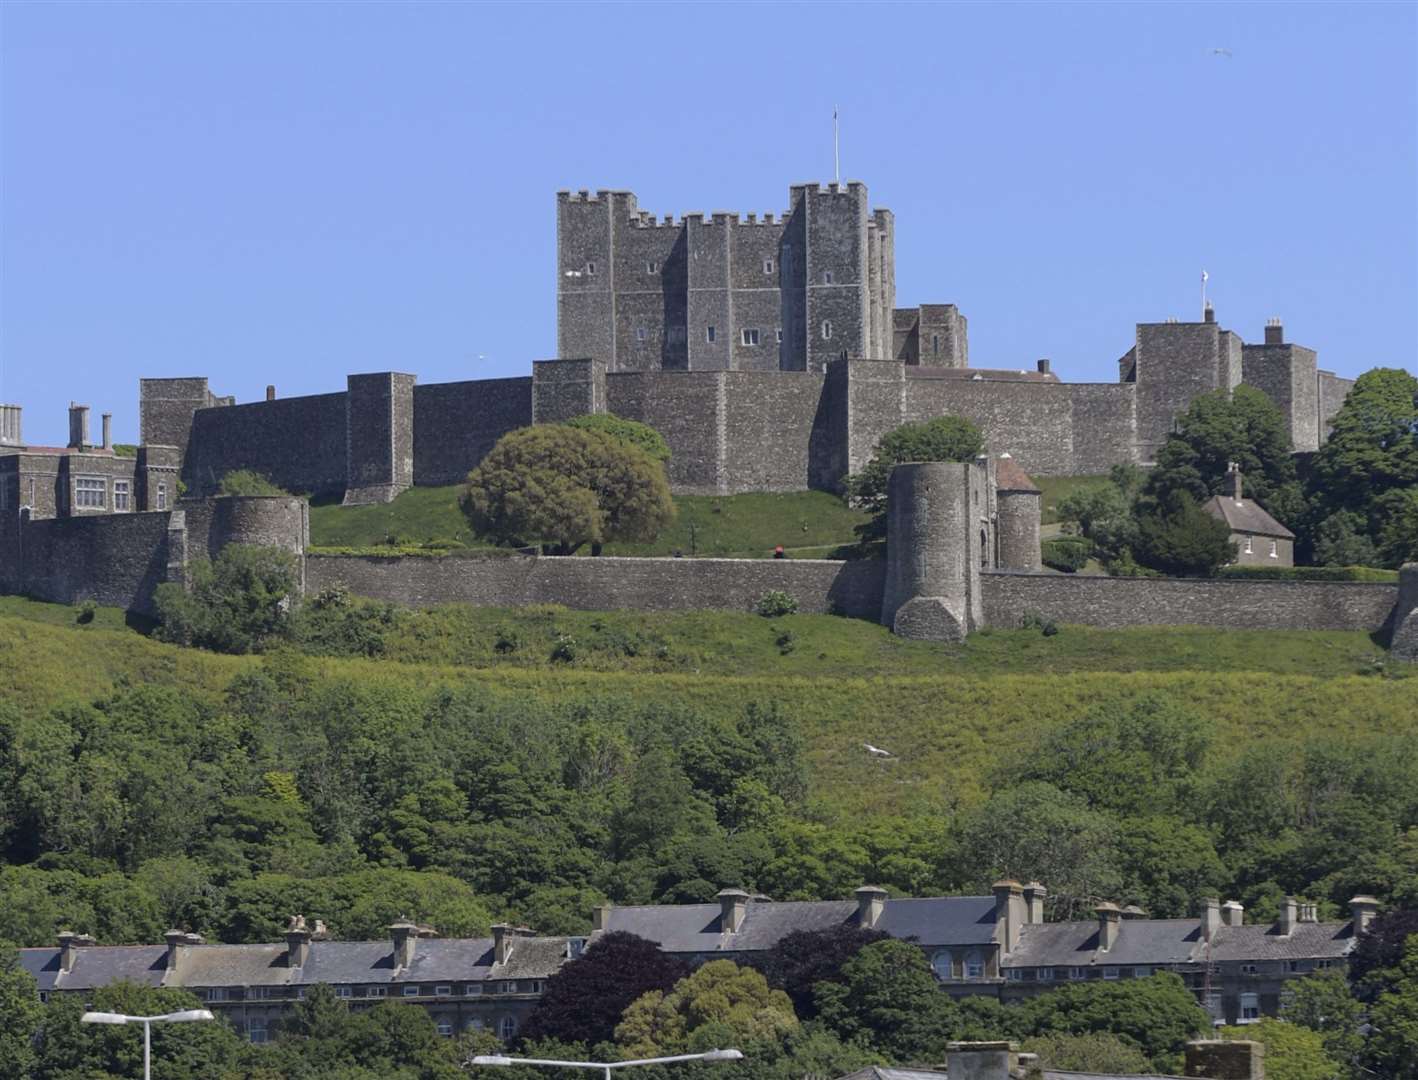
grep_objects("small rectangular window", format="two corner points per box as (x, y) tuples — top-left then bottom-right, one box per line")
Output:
(706, 326), (716, 343)
(75, 476), (106, 509)
(932, 334), (940, 356)
(114, 480), (131, 512)
(776, 328), (783, 343)
(435, 985), (452, 997)
(1005, 968), (1023, 981)
(499, 981), (513, 995)
(368, 986), (387, 998)
(1103, 967), (1120, 980)
(636, 327), (648, 342)
(742, 328), (760, 346)
(156, 483), (167, 511)
(763, 258), (774, 274)
(437, 1022), (454, 1037)
(1133, 966), (1150, 978)
(646, 260), (657, 274)
(1240, 992), (1260, 1021)
(1269, 539), (1278, 558)
(585, 261), (596, 276)
(403, 985), (419, 997)
(1244, 535), (1253, 554)
(336, 986), (352, 999)
(465, 983), (482, 996)
(821, 321), (833, 341)
(823, 271), (833, 285)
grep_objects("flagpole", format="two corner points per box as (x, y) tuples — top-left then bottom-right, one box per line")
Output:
(1201, 270), (1208, 318)
(833, 106), (840, 185)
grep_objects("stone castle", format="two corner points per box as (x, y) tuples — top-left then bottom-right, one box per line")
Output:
(3, 179), (1415, 656)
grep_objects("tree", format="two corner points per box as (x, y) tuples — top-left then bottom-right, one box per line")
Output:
(615, 959), (798, 1057)
(463, 425), (674, 555)
(813, 939), (959, 1063)
(1349, 907), (1418, 999)
(153, 544), (301, 654)
(1219, 1019), (1342, 1080)
(1132, 492), (1237, 577)
(1020, 1032), (1152, 1074)
(844, 416), (985, 543)
(1363, 932), (1418, 1080)
(521, 932), (688, 1048)
(1311, 510), (1379, 567)
(563, 415), (671, 464)
(0, 946), (42, 1079)
(753, 924), (889, 1019)
(1281, 968), (1364, 1067)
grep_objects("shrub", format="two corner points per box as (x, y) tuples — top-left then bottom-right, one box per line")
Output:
(550, 635), (578, 663)
(1133, 493), (1237, 577)
(75, 599), (98, 625)
(493, 626), (522, 654)
(218, 470), (288, 497)
(153, 544), (301, 654)
(1041, 537), (1091, 573)
(776, 629), (798, 654)
(755, 590), (799, 617)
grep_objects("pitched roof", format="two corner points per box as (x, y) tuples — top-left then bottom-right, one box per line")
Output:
(20, 946), (168, 993)
(995, 454), (1040, 493)
(1006, 916), (1355, 968)
(836, 1068), (950, 1080)
(1203, 494), (1294, 539)
(1206, 921), (1353, 962)
(601, 895), (999, 954)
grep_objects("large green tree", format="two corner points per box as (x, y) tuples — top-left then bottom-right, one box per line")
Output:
(615, 959), (798, 1057)
(563, 415), (671, 463)
(153, 544), (302, 654)
(463, 425), (674, 555)
(844, 416), (985, 543)
(0, 947), (42, 1079)
(813, 939), (957, 1063)
(1132, 492), (1238, 577)
(1219, 1018), (1342, 1080)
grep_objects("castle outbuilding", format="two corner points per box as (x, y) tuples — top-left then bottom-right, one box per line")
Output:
(1202, 463), (1295, 568)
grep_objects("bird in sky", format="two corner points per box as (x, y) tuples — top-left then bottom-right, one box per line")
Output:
(1211, 47), (1233, 58)
(863, 743), (894, 758)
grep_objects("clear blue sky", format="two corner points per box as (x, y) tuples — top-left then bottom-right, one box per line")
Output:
(2, 1), (1414, 446)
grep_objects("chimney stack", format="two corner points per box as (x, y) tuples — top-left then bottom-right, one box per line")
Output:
(855, 885), (888, 929)
(1202, 897), (1221, 942)
(1222, 900), (1244, 927)
(164, 929), (203, 970)
(0, 404), (20, 447)
(1203, 303), (1216, 324)
(1121, 904), (1148, 920)
(592, 903), (612, 932)
(391, 918), (420, 969)
(717, 888), (750, 934)
(1022, 882), (1047, 924)
(947, 1041), (1019, 1080)
(1095, 902), (1122, 951)
(1265, 317), (1284, 345)
(57, 930), (94, 973)
(1229, 462), (1243, 503)
(993, 880), (1026, 953)
(1350, 895), (1380, 935)
(1185, 1038), (1264, 1079)
(68, 403), (90, 450)
(286, 914), (312, 969)
(101, 413), (112, 451)
(266, 385), (277, 401)
(1279, 897), (1298, 937)
(1036, 359), (1051, 375)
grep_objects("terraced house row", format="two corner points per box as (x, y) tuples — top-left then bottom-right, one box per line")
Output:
(20, 883), (1377, 1042)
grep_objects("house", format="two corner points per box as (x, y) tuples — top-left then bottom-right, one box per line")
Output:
(18, 917), (576, 1043)
(1202, 463), (1294, 567)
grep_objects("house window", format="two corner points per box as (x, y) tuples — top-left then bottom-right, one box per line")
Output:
(1205, 992), (1223, 1020)
(249, 1024), (268, 1044)
(1241, 963), (1259, 975)
(498, 1015), (518, 1040)
(1006, 968), (1024, 981)
(1244, 535), (1253, 554)
(964, 951), (984, 979)
(1040, 968), (1056, 981)
(465, 984), (482, 996)
(585, 261), (596, 276)
(821, 321), (833, 340)
(932, 333), (940, 356)
(706, 326), (716, 343)
(1133, 967), (1150, 979)
(1103, 967), (1120, 980)
(646, 260), (657, 274)
(823, 271), (833, 284)
(368, 987), (387, 998)
(205, 988), (228, 1002)
(1269, 539), (1278, 558)
(763, 258), (774, 274)
(156, 482), (167, 511)
(930, 951), (953, 980)
(499, 981), (514, 995)
(532, 981), (546, 994)
(776, 328), (783, 343)
(435, 985), (452, 997)
(114, 480), (131, 511)
(1240, 992), (1260, 1021)
(403, 985), (419, 997)
(75, 476), (106, 509)
(437, 1022), (454, 1037)
(636, 327), (648, 342)
(742, 328), (760, 346)
(336, 986), (352, 999)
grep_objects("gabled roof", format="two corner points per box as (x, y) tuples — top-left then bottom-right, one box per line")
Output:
(1206, 921), (1353, 962)
(601, 895), (999, 954)
(1203, 494), (1294, 539)
(995, 454), (1040, 494)
(1006, 916), (1355, 969)
(20, 946), (168, 993)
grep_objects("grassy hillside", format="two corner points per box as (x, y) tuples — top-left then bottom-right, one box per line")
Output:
(2, 597), (1411, 819)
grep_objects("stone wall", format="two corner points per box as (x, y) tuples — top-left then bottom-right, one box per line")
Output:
(15, 509), (174, 612)
(186, 393), (348, 497)
(344, 373), (416, 505)
(306, 552), (886, 620)
(412, 377), (532, 487)
(980, 572), (1399, 632)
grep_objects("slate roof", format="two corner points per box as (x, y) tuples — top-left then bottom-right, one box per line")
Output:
(1007, 917), (1355, 969)
(602, 895), (998, 954)
(1044, 1072), (1184, 1080)
(1203, 494), (1294, 539)
(836, 1068), (949, 1080)
(20, 935), (572, 993)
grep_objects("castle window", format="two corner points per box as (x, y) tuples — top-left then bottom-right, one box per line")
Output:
(706, 326), (716, 343)
(932, 334), (940, 356)
(822, 271), (833, 285)
(776, 328), (783, 344)
(1244, 535), (1253, 554)
(585, 261), (596, 276)
(742, 328), (760, 346)
(156, 483), (167, 511)
(114, 480), (131, 512)
(821, 321), (833, 341)
(74, 476), (106, 509)
(646, 260), (657, 274)
(763, 258), (774, 274)
(636, 327), (648, 342)
(1269, 540), (1278, 558)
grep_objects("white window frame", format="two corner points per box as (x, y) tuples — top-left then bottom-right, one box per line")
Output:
(499, 981), (514, 995)
(435, 984), (452, 997)
(1103, 966), (1120, 980)
(205, 987), (228, 1002)
(156, 482), (168, 511)
(741, 328), (760, 346)
(74, 476), (106, 510)
(465, 983), (482, 995)
(1240, 992), (1260, 1021)
(1005, 968), (1023, 982)
(1244, 534), (1253, 554)
(336, 986), (352, 999)
(930, 950), (953, 980)
(763, 257), (774, 274)
(113, 479), (131, 512)
(646, 260), (657, 274)
(368, 986), (387, 998)
(437, 1021), (454, 1037)
(1269, 539), (1278, 558)
(821, 321), (833, 341)
(585, 261), (596, 276)
(402, 984), (419, 998)
(964, 951), (984, 979)
(1133, 966), (1150, 978)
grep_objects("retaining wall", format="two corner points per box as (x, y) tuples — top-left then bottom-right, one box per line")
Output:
(980, 572), (1399, 632)
(306, 553), (886, 620)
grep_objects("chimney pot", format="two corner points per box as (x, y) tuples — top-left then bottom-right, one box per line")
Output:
(1222, 900), (1245, 927)
(1229, 462), (1243, 503)
(1036, 359), (1051, 375)
(266, 385), (276, 401)
(854, 885), (888, 929)
(1265, 318), (1284, 345)
(67, 404), (91, 450)
(492, 922), (516, 965)
(717, 888), (750, 934)
(1350, 895), (1380, 935)
(1279, 897), (1298, 936)
(1203, 303), (1216, 324)
(287, 914), (313, 969)
(391, 918), (420, 969)
(101, 413), (112, 451)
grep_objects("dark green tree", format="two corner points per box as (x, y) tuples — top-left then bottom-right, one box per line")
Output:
(1132, 492), (1237, 577)
(153, 544), (302, 654)
(753, 924), (889, 1019)
(0, 946), (42, 1079)
(1281, 967), (1364, 1068)
(563, 414), (671, 463)
(844, 416), (985, 543)
(813, 939), (958, 1063)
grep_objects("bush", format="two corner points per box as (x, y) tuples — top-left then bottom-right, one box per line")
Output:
(1041, 537), (1091, 573)
(550, 635), (577, 663)
(776, 629), (798, 654)
(75, 599), (98, 625)
(755, 590), (799, 617)
(217, 470), (288, 497)
(153, 544), (301, 654)
(563, 414), (671, 463)
(1218, 564), (1399, 582)
(844, 416), (985, 543)
(290, 591), (400, 658)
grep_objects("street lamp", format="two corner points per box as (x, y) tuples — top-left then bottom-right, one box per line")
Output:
(471, 1048), (744, 1080)
(81, 1009), (215, 1080)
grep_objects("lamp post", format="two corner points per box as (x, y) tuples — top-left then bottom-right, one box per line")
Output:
(470, 1048), (744, 1080)
(81, 1009), (215, 1080)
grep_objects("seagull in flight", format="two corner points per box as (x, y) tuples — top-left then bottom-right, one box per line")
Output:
(1211, 47), (1233, 58)
(863, 743), (894, 758)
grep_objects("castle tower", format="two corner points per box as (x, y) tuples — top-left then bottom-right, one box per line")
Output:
(557, 190), (623, 368)
(994, 454), (1042, 572)
(1241, 318), (1320, 452)
(1129, 310), (1243, 463)
(800, 182), (871, 370)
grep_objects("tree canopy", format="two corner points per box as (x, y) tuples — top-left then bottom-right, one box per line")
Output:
(463, 425), (675, 555)
(844, 416), (985, 543)
(563, 414), (672, 463)
(615, 959), (798, 1057)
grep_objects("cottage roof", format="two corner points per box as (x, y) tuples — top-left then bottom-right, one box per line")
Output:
(1203, 494), (1294, 539)
(20, 946), (168, 993)
(995, 454), (1040, 494)
(1006, 916), (1354, 969)
(601, 895), (998, 954)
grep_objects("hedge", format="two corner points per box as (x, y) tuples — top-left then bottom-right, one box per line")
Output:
(1218, 565), (1399, 583)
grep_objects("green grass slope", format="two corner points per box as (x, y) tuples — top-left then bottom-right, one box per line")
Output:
(2, 597), (1412, 819)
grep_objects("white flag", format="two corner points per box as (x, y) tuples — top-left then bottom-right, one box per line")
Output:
(1202, 270), (1209, 282)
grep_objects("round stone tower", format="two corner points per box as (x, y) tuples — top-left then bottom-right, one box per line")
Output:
(994, 453), (1042, 572)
